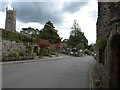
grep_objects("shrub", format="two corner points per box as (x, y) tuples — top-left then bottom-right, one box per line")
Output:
(84, 49), (91, 55)
(15, 51), (20, 59)
(2, 29), (33, 43)
(8, 51), (16, 57)
(76, 43), (85, 50)
(41, 47), (50, 56)
(26, 43), (33, 54)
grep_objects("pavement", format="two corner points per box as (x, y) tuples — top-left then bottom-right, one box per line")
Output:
(2, 55), (64, 65)
(2, 55), (95, 88)
(89, 59), (96, 89)
(2, 54), (96, 88)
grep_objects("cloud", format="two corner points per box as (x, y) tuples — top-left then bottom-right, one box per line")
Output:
(0, 0), (98, 44)
(10, 1), (89, 25)
(0, 12), (6, 29)
(89, 10), (98, 21)
(16, 21), (44, 32)
(0, 2), (9, 12)
(87, 0), (98, 22)
(11, 2), (64, 25)
(62, 2), (88, 13)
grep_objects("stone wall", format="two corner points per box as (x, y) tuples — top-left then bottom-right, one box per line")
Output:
(97, 2), (110, 39)
(2, 40), (26, 56)
(93, 2), (120, 88)
(97, 2), (108, 87)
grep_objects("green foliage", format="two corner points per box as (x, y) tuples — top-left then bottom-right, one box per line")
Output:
(21, 27), (39, 43)
(41, 47), (50, 56)
(8, 52), (16, 57)
(84, 49), (92, 55)
(96, 39), (106, 65)
(15, 51), (20, 58)
(2, 29), (32, 42)
(38, 21), (61, 44)
(8, 51), (20, 58)
(76, 43), (85, 50)
(68, 20), (88, 48)
(19, 52), (25, 56)
(61, 42), (68, 50)
(49, 44), (55, 52)
(96, 39), (107, 50)
(2, 51), (35, 61)
(88, 44), (96, 52)
(26, 43), (33, 54)
(39, 55), (43, 59)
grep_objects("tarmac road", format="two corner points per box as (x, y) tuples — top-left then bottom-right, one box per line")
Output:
(2, 55), (95, 88)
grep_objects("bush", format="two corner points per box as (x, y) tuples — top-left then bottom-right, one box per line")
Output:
(76, 43), (84, 50)
(2, 51), (20, 61)
(19, 52), (25, 56)
(41, 47), (50, 56)
(26, 43), (33, 54)
(8, 51), (16, 57)
(15, 51), (20, 59)
(84, 49), (92, 55)
(39, 55), (43, 59)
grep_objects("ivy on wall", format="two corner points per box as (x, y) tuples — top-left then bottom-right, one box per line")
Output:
(96, 38), (107, 50)
(96, 38), (107, 65)
(2, 29), (33, 42)
(1, 29), (35, 61)
(25, 43), (33, 54)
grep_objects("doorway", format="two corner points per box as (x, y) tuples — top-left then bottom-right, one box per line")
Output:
(33, 46), (39, 55)
(109, 33), (120, 88)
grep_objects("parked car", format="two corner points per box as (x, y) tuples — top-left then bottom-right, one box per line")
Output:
(70, 51), (74, 55)
(69, 48), (79, 57)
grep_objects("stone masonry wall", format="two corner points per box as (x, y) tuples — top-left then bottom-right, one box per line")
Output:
(2, 40), (26, 56)
(93, 2), (120, 88)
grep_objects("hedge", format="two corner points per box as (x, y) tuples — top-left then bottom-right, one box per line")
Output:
(2, 29), (33, 42)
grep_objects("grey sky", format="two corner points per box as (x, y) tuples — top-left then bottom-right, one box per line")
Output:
(11, 2), (64, 25)
(0, 0), (98, 44)
(62, 2), (88, 13)
(0, 2), (8, 12)
(0, 1), (89, 25)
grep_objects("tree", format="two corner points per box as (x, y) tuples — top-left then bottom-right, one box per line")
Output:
(70, 20), (81, 36)
(38, 39), (50, 49)
(21, 27), (39, 37)
(38, 21), (61, 44)
(76, 43), (85, 50)
(68, 20), (88, 48)
(88, 43), (96, 52)
(20, 27), (39, 43)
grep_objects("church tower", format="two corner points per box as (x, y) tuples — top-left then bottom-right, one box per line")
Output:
(5, 7), (16, 32)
